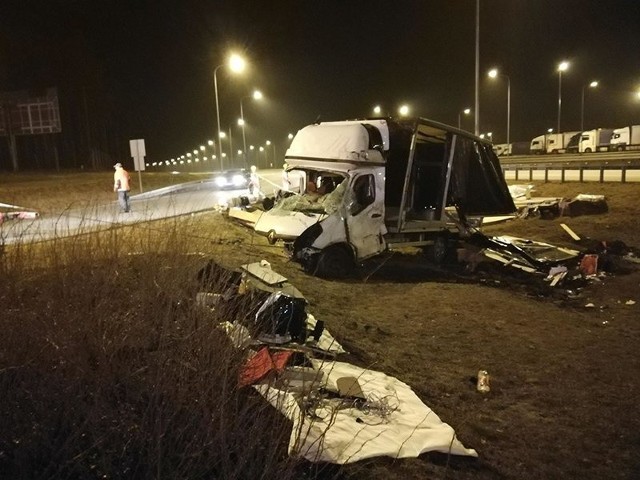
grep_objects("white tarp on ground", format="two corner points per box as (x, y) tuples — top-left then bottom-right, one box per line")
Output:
(255, 360), (477, 464)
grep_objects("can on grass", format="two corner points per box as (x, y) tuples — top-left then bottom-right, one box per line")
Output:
(477, 370), (490, 393)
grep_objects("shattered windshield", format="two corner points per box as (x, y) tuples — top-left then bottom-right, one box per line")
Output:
(273, 172), (347, 215)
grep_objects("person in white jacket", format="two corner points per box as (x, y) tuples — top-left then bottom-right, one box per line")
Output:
(113, 163), (131, 212)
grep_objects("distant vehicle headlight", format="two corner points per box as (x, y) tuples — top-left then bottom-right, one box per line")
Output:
(232, 174), (247, 186)
(214, 176), (227, 187)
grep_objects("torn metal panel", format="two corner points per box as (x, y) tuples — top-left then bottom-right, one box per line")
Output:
(464, 232), (580, 274)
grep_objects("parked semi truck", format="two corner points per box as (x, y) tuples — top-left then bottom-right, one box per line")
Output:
(530, 131), (580, 154)
(253, 118), (515, 277)
(565, 128), (614, 153)
(609, 125), (640, 151)
(493, 142), (530, 156)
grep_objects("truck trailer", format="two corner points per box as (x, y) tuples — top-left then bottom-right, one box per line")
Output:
(530, 131), (580, 154)
(609, 125), (640, 151)
(565, 128), (614, 153)
(253, 118), (515, 277)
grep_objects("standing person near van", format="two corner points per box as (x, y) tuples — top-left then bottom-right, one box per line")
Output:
(113, 163), (131, 212)
(281, 163), (291, 191)
(249, 165), (261, 197)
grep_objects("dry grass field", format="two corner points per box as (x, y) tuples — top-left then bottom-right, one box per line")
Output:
(1, 172), (639, 479)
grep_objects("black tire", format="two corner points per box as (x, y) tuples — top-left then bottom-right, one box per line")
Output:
(585, 148), (592, 153)
(424, 233), (457, 264)
(314, 246), (354, 279)
(267, 230), (277, 245)
(617, 145), (625, 152)
(262, 197), (274, 211)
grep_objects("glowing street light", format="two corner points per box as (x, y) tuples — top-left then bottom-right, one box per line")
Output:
(488, 68), (511, 145)
(265, 140), (276, 167)
(458, 107), (471, 130)
(398, 104), (410, 116)
(547, 128), (554, 133)
(287, 133), (294, 140)
(214, 52), (246, 170)
(373, 105), (382, 115)
(557, 61), (569, 134)
(581, 80), (599, 131)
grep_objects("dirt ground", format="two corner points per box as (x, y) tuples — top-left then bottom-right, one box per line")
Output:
(200, 181), (640, 480)
(3, 175), (639, 479)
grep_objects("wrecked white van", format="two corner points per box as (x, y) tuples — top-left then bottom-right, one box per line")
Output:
(254, 118), (516, 277)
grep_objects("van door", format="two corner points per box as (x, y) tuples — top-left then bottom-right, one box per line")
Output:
(345, 169), (387, 260)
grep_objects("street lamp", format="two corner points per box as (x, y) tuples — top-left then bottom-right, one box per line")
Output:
(458, 107), (471, 130)
(214, 53), (246, 170)
(373, 105), (382, 115)
(240, 89), (263, 168)
(398, 104), (410, 116)
(488, 68), (511, 145)
(266, 140), (275, 167)
(580, 80), (599, 131)
(557, 60), (569, 134)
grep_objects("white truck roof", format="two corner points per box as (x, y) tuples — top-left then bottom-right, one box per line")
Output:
(286, 120), (389, 164)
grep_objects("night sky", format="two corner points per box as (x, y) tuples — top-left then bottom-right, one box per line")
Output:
(1, 0), (639, 169)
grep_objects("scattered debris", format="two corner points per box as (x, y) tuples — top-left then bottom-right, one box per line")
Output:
(580, 254), (599, 277)
(477, 370), (491, 393)
(198, 259), (477, 463)
(0, 210), (40, 225)
(560, 223), (581, 241)
(560, 194), (608, 217)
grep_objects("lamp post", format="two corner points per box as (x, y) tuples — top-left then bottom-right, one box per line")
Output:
(458, 108), (471, 130)
(580, 80), (599, 131)
(240, 89), (263, 168)
(214, 53), (246, 171)
(557, 61), (569, 134)
(373, 105), (382, 116)
(398, 104), (410, 116)
(488, 68), (511, 145)
(228, 127), (234, 166)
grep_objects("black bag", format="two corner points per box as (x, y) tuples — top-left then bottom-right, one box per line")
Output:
(254, 292), (307, 343)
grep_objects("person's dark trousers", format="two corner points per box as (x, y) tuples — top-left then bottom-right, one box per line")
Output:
(118, 191), (131, 212)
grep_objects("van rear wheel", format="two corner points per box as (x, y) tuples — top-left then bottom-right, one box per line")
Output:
(424, 234), (456, 265)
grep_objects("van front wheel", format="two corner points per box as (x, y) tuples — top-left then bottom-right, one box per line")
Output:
(314, 246), (354, 279)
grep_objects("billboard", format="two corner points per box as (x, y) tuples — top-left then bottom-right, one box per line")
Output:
(0, 87), (61, 136)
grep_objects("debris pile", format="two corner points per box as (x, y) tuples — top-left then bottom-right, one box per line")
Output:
(196, 259), (477, 463)
(0, 202), (39, 225)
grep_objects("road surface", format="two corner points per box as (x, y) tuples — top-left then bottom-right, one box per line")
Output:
(1, 170), (286, 245)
